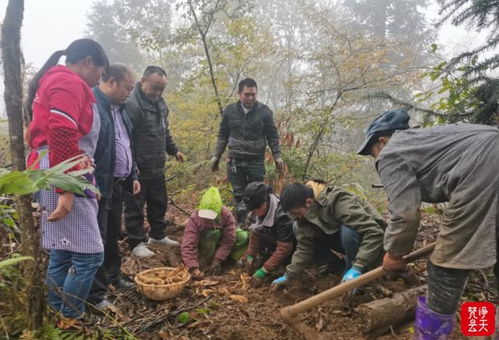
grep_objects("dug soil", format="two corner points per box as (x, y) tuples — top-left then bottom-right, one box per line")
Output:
(99, 211), (493, 340)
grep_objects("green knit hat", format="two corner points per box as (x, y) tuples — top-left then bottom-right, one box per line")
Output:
(198, 187), (223, 219)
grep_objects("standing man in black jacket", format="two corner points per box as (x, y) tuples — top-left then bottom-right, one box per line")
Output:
(89, 64), (140, 309)
(210, 78), (284, 223)
(125, 66), (184, 258)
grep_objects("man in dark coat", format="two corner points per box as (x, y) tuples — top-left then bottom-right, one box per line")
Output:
(124, 66), (184, 258)
(89, 64), (140, 309)
(210, 78), (284, 224)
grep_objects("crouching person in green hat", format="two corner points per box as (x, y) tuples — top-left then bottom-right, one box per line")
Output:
(357, 108), (498, 339)
(240, 182), (295, 287)
(271, 180), (386, 288)
(181, 187), (248, 279)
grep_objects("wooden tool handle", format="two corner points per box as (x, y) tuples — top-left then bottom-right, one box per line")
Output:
(280, 242), (436, 320)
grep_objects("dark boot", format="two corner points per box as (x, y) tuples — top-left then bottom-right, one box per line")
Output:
(415, 296), (455, 340)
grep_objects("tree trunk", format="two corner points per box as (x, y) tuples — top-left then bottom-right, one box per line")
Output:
(1, 0), (44, 331)
(356, 285), (427, 335)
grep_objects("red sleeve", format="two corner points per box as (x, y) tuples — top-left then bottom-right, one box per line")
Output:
(263, 241), (294, 272)
(214, 208), (236, 261)
(47, 80), (84, 168)
(181, 212), (202, 269)
(247, 231), (261, 257)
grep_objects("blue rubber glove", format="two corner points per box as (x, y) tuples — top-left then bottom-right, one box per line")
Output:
(271, 274), (288, 286)
(341, 266), (363, 283)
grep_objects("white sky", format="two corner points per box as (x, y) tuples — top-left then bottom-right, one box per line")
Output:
(0, 0), (93, 68)
(0, 0), (489, 114)
(0, 0), (487, 67)
(1, 0), (486, 116)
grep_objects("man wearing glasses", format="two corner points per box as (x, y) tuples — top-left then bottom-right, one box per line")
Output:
(211, 78), (284, 225)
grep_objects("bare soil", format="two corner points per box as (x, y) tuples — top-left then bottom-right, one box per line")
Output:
(96, 210), (494, 340)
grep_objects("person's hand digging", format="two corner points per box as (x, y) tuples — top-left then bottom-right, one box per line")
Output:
(189, 268), (204, 280)
(250, 267), (267, 288)
(205, 259), (222, 275)
(244, 255), (256, 275)
(271, 274), (289, 291)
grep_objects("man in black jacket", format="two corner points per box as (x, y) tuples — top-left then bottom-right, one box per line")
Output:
(89, 64), (140, 309)
(124, 66), (184, 258)
(211, 78), (283, 223)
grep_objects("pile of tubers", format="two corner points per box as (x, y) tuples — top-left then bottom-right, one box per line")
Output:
(137, 266), (188, 286)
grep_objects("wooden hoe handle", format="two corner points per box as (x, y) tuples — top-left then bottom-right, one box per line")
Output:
(280, 242), (436, 320)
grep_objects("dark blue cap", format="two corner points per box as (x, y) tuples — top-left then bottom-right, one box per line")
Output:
(357, 109), (410, 155)
(242, 182), (271, 210)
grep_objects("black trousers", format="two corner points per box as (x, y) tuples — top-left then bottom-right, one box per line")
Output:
(88, 180), (126, 304)
(124, 174), (167, 249)
(226, 158), (265, 223)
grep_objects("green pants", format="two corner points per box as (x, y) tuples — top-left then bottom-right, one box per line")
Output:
(198, 229), (248, 267)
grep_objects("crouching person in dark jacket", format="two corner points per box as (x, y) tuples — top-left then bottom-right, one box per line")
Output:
(241, 182), (295, 287)
(272, 181), (386, 289)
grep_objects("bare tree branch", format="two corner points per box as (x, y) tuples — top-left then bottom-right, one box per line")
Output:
(187, 0), (224, 117)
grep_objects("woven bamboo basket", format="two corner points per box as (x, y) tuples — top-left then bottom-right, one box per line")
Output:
(134, 267), (190, 301)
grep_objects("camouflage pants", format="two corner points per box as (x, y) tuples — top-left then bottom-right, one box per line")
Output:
(426, 261), (470, 315)
(198, 229), (249, 268)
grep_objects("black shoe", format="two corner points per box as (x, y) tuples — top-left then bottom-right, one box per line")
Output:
(114, 278), (134, 290)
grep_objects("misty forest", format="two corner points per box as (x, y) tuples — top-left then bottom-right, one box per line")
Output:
(1, 0), (498, 339)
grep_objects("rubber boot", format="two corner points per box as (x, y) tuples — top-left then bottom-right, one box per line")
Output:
(414, 296), (455, 340)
